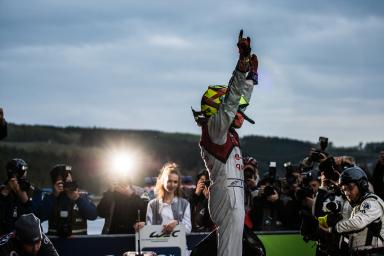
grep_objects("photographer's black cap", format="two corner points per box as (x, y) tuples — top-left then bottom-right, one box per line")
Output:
(6, 158), (28, 179)
(50, 164), (72, 183)
(15, 213), (43, 244)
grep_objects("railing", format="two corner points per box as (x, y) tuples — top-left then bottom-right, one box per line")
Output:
(49, 230), (316, 256)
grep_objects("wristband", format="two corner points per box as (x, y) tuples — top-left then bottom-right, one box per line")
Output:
(246, 72), (258, 85)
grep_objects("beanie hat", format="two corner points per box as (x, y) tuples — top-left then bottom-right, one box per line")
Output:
(15, 213), (43, 243)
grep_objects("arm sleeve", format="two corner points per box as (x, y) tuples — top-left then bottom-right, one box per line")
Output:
(76, 194), (98, 220)
(146, 201), (153, 225)
(181, 203), (192, 234)
(40, 233), (59, 256)
(208, 70), (254, 144)
(336, 199), (383, 233)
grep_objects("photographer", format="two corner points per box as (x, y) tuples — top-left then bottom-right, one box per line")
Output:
(0, 107), (7, 140)
(97, 176), (148, 234)
(252, 185), (287, 231)
(243, 157), (260, 209)
(319, 166), (384, 255)
(37, 164), (97, 237)
(189, 170), (215, 232)
(313, 167), (348, 256)
(0, 159), (35, 234)
(260, 161), (280, 188)
(298, 137), (352, 255)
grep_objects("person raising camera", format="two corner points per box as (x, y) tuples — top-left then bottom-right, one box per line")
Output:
(189, 170), (215, 232)
(37, 164), (97, 237)
(0, 159), (41, 235)
(319, 166), (384, 255)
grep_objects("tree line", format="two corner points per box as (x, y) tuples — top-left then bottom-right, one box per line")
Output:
(0, 123), (382, 194)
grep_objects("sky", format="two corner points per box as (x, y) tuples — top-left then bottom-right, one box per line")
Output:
(0, 0), (383, 147)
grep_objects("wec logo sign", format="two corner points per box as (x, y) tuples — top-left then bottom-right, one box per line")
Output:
(136, 225), (186, 256)
(149, 230), (180, 238)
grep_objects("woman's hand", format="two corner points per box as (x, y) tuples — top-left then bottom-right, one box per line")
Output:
(133, 221), (145, 232)
(162, 220), (178, 234)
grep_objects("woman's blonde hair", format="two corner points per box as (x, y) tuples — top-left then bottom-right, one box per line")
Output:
(155, 162), (182, 199)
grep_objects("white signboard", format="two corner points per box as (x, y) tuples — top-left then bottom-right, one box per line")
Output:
(135, 225), (186, 256)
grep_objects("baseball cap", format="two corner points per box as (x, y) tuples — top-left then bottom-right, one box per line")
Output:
(15, 214), (43, 243)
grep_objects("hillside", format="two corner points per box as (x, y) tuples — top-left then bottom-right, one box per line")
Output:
(0, 123), (382, 194)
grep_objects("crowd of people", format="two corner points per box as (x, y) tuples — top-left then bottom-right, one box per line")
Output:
(1, 140), (384, 256)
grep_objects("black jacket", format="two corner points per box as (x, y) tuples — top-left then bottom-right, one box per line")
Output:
(0, 187), (32, 235)
(0, 121), (6, 140)
(97, 191), (147, 234)
(0, 232), (59, 256)
(372, 161), (384, 200)
(189, 192), (215, 232)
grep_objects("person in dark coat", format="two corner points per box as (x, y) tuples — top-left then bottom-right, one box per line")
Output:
(0, 159), (32, 235)
(97, 177), (147, 234)
(372, 151), (384, 200)
(189, 170), (215, 232)
(37, 164), (97, 237)
(0, 108), (7, 140)
(251, 186), (287, 231)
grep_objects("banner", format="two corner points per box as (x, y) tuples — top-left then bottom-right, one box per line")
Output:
(135, 225), (186, 256)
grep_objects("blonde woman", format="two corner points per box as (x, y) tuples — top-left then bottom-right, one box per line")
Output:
(134, 162), (191, 234)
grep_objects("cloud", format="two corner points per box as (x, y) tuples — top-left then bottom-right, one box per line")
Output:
(0, 0), (383, 146)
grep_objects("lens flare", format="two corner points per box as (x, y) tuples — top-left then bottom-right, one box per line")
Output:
(110, 152), (135, 178)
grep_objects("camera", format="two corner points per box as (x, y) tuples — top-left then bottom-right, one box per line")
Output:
(309, 137), (328, 162)
(204, 180), (211, 187)
(268, 161), (277, 180)
(64, 181), (78, 191)
(18, 177), (31, 192)
(324, 201), (340, 213)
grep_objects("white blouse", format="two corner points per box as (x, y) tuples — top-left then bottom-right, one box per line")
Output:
(146, 196), (192, 233)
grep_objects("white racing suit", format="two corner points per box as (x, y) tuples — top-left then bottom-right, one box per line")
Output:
(335, 193), (384, 253)
(200, 70), (254, 256)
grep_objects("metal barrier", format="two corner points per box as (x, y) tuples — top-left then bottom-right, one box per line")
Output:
(49, 231), (316, 256)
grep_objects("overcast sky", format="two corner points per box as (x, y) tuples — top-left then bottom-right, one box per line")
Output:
(0, 0), (383, 147)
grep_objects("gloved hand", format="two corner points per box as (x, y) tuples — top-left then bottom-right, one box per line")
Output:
(237, 30), (251, 59)
(318, 212), (342, 228)
(236, 30), (252, 73)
